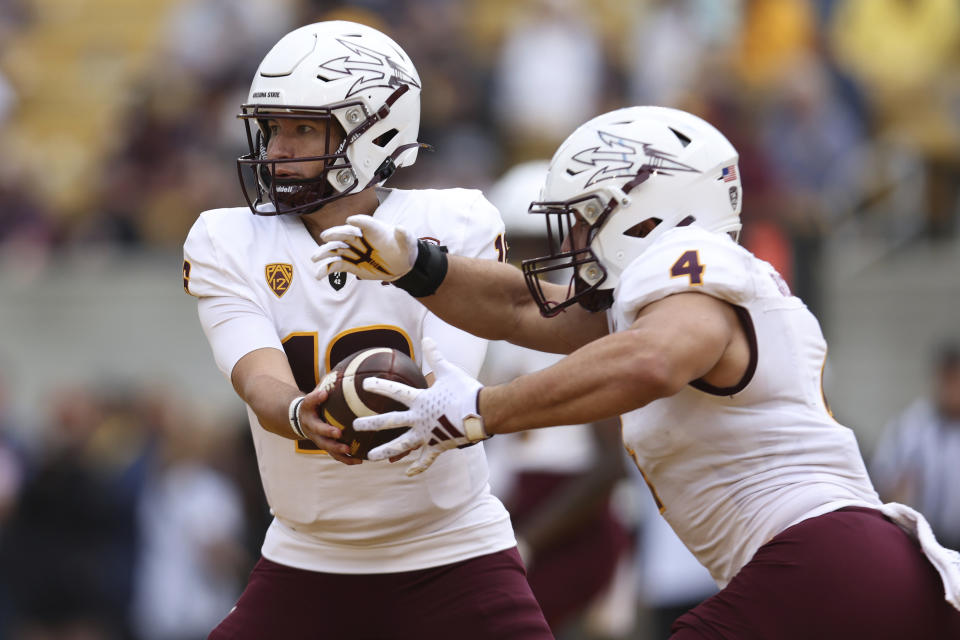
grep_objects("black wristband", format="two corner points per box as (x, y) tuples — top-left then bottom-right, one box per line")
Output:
(392, 240), (449, 298)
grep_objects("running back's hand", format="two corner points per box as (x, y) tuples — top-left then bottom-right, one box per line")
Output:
(353, 337), (490, 476)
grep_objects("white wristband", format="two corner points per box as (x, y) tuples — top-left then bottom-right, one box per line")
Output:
(463, 389), (489, 442)
(463, 414), (488, 442)
(288, 395), (306, 439)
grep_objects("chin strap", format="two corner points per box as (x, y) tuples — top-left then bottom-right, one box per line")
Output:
(367, 141), (434, 187)
(339, 84), (433, 188)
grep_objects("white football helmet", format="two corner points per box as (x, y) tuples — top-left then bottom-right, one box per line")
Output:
(522, 106), (743, 315)
(237, 21), (422, 215)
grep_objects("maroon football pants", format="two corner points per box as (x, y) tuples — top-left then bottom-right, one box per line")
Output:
(208, 547), (553, 640)
(670, 507), (960, 639)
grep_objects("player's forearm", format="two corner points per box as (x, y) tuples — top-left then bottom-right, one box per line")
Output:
(479, 330), (674, 434)
(423, 255), (602, 354)
(419, 256), (528, 340)
(234, 373), (303, 439)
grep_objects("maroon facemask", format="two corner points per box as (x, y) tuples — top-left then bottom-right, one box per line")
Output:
(236, 104), (357, 216)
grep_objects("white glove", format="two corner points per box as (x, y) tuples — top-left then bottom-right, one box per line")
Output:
(312, 214), (417, 282)
(353, 337), (490, 476)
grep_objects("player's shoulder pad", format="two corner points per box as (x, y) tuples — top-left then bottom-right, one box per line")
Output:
(182, 207), (258, 298)
(184, 207), (256, 254)
(615, 226), (755, 319)
(383, 188), (505, 259)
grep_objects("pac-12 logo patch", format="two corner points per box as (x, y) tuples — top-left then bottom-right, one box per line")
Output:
(265, 263), (293, 298)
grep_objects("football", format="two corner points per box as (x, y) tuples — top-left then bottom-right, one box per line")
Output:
(317, 347), (426, 459)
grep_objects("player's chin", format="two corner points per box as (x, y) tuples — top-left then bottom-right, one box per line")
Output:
(274, 181), (332, 214)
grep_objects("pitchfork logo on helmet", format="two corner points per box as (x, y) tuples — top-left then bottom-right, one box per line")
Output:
(522, 106), (742, 317)
(569, 131), (699, 187)
(318, 39), (421, 98)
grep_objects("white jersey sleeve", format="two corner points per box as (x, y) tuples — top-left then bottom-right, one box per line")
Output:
(444, 190), (506, 263)
(196, 297), (282, 378)
(183, 214), (260, 301)
(184, 214), (282, 377)
(387, 187), (506, 263)
(614, 226), (757, 328)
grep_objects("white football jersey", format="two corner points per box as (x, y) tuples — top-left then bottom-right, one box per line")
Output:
(183, 188), (515, 573)
(612, 226), (881, 587)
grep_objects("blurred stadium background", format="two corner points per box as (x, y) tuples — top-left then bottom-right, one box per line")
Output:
(0, 0), (958, 638)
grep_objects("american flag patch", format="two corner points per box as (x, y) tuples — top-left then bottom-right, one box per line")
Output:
(721, 165), (738, 182)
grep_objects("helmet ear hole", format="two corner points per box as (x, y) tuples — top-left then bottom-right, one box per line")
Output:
(623, 217), (662, 238)
(669, 127), (692, 148)
(372, 129), (399, 148)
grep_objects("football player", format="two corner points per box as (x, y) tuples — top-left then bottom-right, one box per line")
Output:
(314, 106), (960, 638)
(182, 21), (551, 639)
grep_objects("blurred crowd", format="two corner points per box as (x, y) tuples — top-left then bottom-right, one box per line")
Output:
(1, 0), (959, 309)
(0, 371), (272, 639)
(1, 0), (959, 638)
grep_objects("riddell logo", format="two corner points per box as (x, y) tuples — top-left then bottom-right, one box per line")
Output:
(252, 91), (280, 99)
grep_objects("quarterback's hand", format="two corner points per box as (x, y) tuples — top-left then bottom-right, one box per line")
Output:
(353, 337), (490, 476)
(299, 385), (363, 466)
(312, 214), (417, 282)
